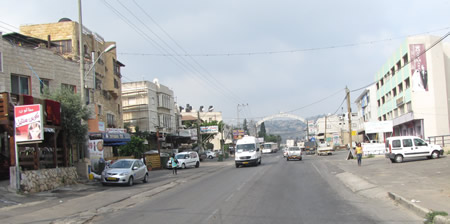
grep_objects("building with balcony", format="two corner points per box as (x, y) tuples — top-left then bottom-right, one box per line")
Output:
(354, 84), (382, 142)
(374, 35), (450, 139)
(19, 18), (125, 133)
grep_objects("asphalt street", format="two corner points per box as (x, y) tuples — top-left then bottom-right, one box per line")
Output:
(91, 152), (422, 224)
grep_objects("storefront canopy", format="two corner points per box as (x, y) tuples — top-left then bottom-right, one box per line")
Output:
(89, 132), (131, 146)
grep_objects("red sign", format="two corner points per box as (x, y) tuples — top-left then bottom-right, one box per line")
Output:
(14, 104), (43, 142)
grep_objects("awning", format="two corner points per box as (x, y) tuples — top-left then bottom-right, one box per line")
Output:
(89, 132), (131, 146)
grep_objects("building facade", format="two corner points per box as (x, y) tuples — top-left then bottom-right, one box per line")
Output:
(181, 109), (223, 150)
(20, 19), (125, 132)
(354, 84), (383, 142)
(375, 35), (450, 139)
(122, 80), (178, 135)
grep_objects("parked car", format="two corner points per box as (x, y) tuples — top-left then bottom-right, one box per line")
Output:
(101, 159), (148, 186)
(167, 151), (200, 169)
(205, 150), (216, 159)
(283, 147), (288, 157)
(385, 136), (444, 163)
(286, 146), (302, 161)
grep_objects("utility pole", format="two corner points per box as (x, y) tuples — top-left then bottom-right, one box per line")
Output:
(324, 116), (328, 144)
(346, 86), (354, 160)
(197, 110), (203, 153)
(78, 0), (85, 106)
(306, 120), (309, 141)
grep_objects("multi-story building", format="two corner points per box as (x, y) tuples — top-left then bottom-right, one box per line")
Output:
(180, 107), (223, 150)
(20, 18), (125, 132)
(374, 35), (450, 139)
(314, 112), (358, 146)
(122, 80), (179, 139)
(354, 84), (382, 141)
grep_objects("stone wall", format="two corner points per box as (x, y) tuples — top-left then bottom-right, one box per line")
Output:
(20, 167), (78, 194)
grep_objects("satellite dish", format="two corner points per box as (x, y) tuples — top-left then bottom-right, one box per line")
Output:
(208, 106), (214, 112)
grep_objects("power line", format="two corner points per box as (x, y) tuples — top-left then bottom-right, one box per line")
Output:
(118, 26), (450, 57)
(285, 88), (346, 114)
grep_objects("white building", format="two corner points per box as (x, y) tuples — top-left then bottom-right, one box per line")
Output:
(374, 35), (450, 140)
(354, 84), (383, 142)
(181, 108), (223, 150)
(122, 80), (178, 135)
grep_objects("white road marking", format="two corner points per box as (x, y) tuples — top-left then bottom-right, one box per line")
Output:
(312, 162), (323, 177)
(225, 193), (234, 202)
(206, 208), (219, 221)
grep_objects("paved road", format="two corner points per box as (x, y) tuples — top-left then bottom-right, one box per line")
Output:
(92, 152), (422, 224)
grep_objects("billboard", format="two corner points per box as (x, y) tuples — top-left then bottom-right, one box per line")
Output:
(89, 139), (104, 173)
(410, 44), (428, 92)
(233, 130), (245, 140)
(14, 104), (43, 143)
(200, 125), (219, 134)
(307, 120), (316, 135)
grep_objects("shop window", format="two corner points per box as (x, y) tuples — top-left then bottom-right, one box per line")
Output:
(11, 74), (30, 95)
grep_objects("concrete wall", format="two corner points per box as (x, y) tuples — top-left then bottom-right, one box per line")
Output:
(19, 167), (78, 194)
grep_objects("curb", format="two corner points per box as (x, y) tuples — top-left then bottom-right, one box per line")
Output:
(387, 192), (450, 224)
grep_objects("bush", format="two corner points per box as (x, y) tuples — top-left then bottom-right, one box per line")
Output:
(424, 211), (448, 224)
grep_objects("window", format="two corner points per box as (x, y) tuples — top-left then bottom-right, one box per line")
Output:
(405, 78), (410, 89)
(11, 74), (30, 95)
(392, 140), (401, 148)
(393, 88), (397, 97)
(397, 61), (402, 71)
(98, 105), (102, 116)
(403, 54), (408, 66)
(61, 83), (76, 93)
(414, 138), (427, 146)
(391, 67), (395, 76)
(114, 79), (119, 89)
(402, 139), (413, 147)
(0, 52), (3, 72)
(107, 113), (115, 128)
(406, 102), (412, 112)
(118, 104), (121, 114)
(95, 78), (102, 90)
(398, 83), (403, 93)
(53, 40), (72, 54)
(376, 83), (379, 90)
(380, 79), (384, 86)
(40, 79), (50, 94)
(377, 100), (380, 107)
(381, 96), (385, 104)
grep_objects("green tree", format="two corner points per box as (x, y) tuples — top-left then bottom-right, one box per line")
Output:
(258, 122), (266, 137)
(44, 88), (90, 160)
(119, 136), (146, 158)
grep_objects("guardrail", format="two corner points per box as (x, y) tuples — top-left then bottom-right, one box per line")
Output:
(427, 135), (450, 147)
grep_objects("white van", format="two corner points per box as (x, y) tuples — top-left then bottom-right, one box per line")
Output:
(235, 136), (262, 168)
(385, 136), (444, 163)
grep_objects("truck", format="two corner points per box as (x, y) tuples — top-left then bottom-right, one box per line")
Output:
(317, 142), (334, 156)
(303, 141), (317, 155)
(235, 136), (262, 168)
(262, 142), (278, 153)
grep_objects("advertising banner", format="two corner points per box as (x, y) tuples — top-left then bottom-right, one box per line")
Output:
(308, 120), (316, 135)
(200, 125), (219, 134)
(14, 104), (43, 143)
(233, 130), (245, 140)
(364, 121), (393, 134)
(89, 139), (104, 173)
(410, 44), (428, 92)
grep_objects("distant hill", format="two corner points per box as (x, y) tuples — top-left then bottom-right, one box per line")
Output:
(262, 115), (325, 144)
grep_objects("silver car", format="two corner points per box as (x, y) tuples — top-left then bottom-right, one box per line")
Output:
(101, 159), (148, 186)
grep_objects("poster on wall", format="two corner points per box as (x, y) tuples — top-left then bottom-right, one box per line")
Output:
(89, 139), (104, 173)
(14, 104), (44, 143)
(409, 44), (428, 92)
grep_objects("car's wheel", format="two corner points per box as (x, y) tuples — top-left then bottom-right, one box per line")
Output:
(208, 155), (213, 159)
(195, 161), (200, 168)
(390, 158), (395, 163)
(431, 150), (440, 159)
(128, 176), (134, 186)
(395, 155), (403, 163)
(182, 163), (186, 169)
(143, 173), (148, 183)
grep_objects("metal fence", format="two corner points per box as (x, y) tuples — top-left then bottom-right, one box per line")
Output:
(427, 135), (450, 147)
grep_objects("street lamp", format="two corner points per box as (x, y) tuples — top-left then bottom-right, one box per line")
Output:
(84, 44), (116, 80)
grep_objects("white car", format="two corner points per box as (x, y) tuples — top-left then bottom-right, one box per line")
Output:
(205, 150), (216, 159)
(385, 136), (444, 163)
(167, 151), (200, 169)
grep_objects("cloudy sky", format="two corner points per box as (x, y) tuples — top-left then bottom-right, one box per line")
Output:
(1, 0), (450, 125)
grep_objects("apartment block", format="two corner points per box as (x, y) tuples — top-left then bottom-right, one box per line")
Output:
(375, 35), (450, 139)
(20, 18), (125, 132)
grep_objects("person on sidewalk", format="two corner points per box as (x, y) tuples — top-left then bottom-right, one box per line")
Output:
(356, 142), (363, 166)
(170, 154), (178, 175)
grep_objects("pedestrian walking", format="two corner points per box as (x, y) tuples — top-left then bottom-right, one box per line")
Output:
(355, 142), (363, 166)
(170, 154), (178, 175)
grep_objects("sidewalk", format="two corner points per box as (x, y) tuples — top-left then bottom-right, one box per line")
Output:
(331, 153), (450, 223)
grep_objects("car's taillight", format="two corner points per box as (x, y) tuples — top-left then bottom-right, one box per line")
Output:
(389, 144), (392, 154)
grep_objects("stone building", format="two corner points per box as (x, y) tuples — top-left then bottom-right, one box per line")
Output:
(0, 32), (79, 191)
(20, 18), (125, 133)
